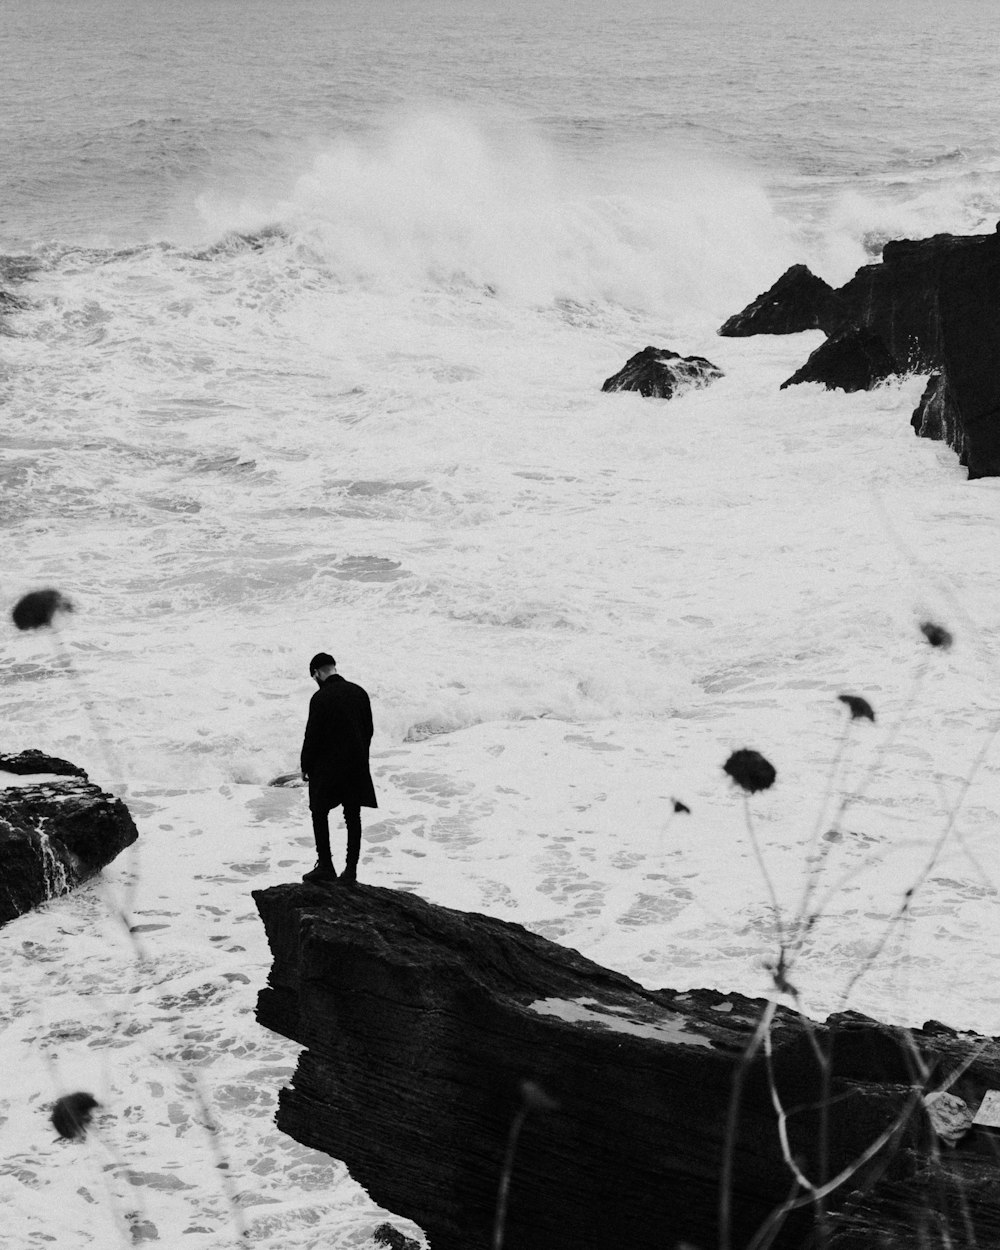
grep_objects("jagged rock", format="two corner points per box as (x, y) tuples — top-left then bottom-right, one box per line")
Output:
(781, 326), (898, 393)
(254, 883), (1000, 1250)
(721, 226), (1000, 477)
(911, 373), (968, 464)
(0, 752), (138, 926)
(718, 264), (845, 336)
(601, 346), (723, 399)
(832, 232), (989, 373)
(371, 1223), (422, 1250)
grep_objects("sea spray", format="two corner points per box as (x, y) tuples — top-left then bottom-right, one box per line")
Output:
(34, 820), (71, 901)
(195, 107), (806, 318)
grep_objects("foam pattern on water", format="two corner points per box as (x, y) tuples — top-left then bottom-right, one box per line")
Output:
(4, 35), (1000, 1245)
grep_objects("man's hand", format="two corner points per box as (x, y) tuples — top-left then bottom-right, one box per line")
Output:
(301, 771), (308, 783)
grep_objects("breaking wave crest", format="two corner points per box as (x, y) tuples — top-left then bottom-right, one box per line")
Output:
(193, 108), (805, 317)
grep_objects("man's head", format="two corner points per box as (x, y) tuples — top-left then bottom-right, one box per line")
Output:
(309, 652), (337, 684)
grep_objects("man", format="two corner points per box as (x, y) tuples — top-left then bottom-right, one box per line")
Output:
(300, 652), (377, 884)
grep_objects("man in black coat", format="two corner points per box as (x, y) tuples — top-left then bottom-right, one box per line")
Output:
(300, 652), (377, 884)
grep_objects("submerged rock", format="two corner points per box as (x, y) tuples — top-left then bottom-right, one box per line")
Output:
(718, 263), (844, 336)
(780, 326), (897, 393)
(0, 255), (33, 335)
(0, 751), (138, 926)
(254, 882), (1000, 1250)
(601, 345), (723, 399)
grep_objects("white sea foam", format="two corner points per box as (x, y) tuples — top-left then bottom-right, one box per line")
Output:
(191, 107), (804, 320)
(5, 4), (1000, 1246)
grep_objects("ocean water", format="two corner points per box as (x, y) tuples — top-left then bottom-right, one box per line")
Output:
(3, 0), (1000, 1245)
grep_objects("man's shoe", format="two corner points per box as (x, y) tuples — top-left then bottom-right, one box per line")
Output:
(339, 868), (357, 886)
(302, 863), (338, 884)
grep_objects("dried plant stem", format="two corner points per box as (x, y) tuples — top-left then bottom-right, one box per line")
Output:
(743, 795), (784, 950)
(49, 626), (127, 794)
(492, 1104), (529, 1250)
(759, 1017), (833, 1247)
(788, 660), (930, 973)
(85, 1126), (141, 1250)
(840, 715), (1000, 1010)
(744, 1089), (922, 1250)
(762, 1026), (815, 1193)
(49, 626), (147, 947)
(807, 719), (852, 855)
(27, 619), (247, 1245)
(830, 658), (927, 831)
(719, 998), (776, 1250)
(917, 718), (1000, 889)
(790, 721), (853, 955)
(179, 1068), (249, 1243)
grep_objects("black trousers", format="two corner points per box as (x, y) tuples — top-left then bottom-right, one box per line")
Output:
(311, 803), (362, 875)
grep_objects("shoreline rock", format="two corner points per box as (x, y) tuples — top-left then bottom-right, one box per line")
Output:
(0, 751), (138, 926)
(718, 263), (844, 337)
(718, 225), (1000, 478)
(780, 326), (897, 393)
(253, 882), (1000, 1250)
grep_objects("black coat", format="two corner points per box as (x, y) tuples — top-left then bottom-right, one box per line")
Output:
(300, 674), (377, 810)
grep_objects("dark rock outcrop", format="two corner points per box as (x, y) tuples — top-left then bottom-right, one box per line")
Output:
(602, 345), (723, 398)
(0, 749), (87, 778)
(0, 751), (138, 926)
(254, 882), (1000, 1250)
(719, 263), (845, 337)
(720, 226), (1000, 477)
(910, 373), (966, 459)
(780, 326), (898, 393)
(831, 233), (986, 373)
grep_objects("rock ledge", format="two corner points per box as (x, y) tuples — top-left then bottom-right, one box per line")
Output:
(254, 882), (1000, 1250)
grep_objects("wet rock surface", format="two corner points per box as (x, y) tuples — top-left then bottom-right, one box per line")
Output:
(601, 345), (724, 399)
(719, 226), (1000, 477)
(0, 751), (138, 926)
(910, 372), (966, 461)
(780, 326), (898, 393)
(718, 263), (844, 337)
(254, 882), (1000, 1250)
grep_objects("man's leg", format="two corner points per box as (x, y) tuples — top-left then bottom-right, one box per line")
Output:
(342, 805), (362, 883)
(303, 806), (337, 882)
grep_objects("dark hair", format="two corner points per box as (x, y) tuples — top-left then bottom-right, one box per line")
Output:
(309, 652), (336, 674)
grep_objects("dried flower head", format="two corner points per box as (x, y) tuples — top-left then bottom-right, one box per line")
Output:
(672, 799), (691, 814)
(723, 749), (776, 794)
(837, 694), (875, 722)
(50, 1091), (99, 1140)
(11, 589), (74, 631)
(920, 621), (953, 650)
